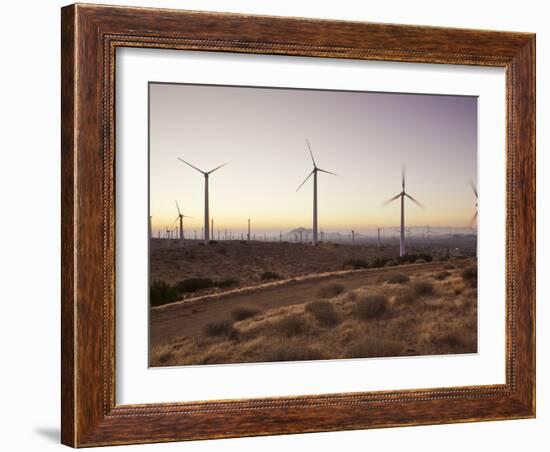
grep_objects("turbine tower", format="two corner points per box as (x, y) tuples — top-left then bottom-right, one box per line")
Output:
(177, 158), (228, 244)
(470, 180), (478, 229)
(174, 201), (190, 241)
(383, 167), (424, 257)
(296, 139), (338, 245)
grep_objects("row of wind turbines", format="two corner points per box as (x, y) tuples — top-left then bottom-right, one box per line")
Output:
(153, 139), (478, 257)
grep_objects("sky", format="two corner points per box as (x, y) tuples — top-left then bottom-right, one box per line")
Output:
(149, 82), (477, 237)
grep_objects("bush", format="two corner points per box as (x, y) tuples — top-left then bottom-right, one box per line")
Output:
(395, 289), (414, 305)
(266, 344), (324, 362)
(387, 273), (409, 284)
(343, 258), (369, 269)
(231, 307), (261, 321)
(208, 240), (218, 245)
(261, 271), (280, 281)
(217, 247), (227, 255)
(305, 300), (339, 326)
(345, 337), (405, 358)
(275, 315), (307, 337)
(397, 253), (433, 265)
(204, 320), (238, 339)
(384, 259), (397, 267)
(415, 259), (427, 264)
(150, 280), (180, 307)
(176, 278), (214, 293)
(413, 281), (434, 296)
(355, 295), (388, 320)
(317, 283), (345, 298)
(462, 266), (478, 288)
(217, 278), (239, 289)
(370, 257), (389, 268)
(435, 271), (451, 280)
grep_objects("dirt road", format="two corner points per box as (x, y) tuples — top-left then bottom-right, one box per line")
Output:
(150, 262), (444, 346)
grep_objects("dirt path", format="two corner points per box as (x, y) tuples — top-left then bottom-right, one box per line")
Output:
(150, 262), (444, 346)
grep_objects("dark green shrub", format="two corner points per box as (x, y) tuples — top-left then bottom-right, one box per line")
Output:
(150, 280), (180, 307)
(355, 295), (388, 320)
(370, 257), (389, 268)
(204, 320), (237, 338)
(231, 307), (261, 321)
(317, 283), (345, 298)
(462, 266), (478, 288)
(175, 278), (214, 293)
(387, 273), (410, 284)
(343, 258), (369, 269)
(261, 271), (280, 281)
(305, 300), (339, 326)
(217, 278), (239, 289)
(276, 315), (307, 337)
(413, 281), (434, 296)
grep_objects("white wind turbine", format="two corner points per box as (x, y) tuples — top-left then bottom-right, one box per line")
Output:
(296, 139), (338, 245)
(469, 180), (478, 229)
(177, 158), (229, 244)
(173, 201), (191, 241)
(383, 167), (424, 257)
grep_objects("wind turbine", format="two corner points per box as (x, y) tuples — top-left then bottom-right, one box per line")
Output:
(296, 139), (338, 245)
(177, 157), (229, 244)
(173, 201), (191, 241)
(470, 180), (478, 229)
(383, 167), (424, 257)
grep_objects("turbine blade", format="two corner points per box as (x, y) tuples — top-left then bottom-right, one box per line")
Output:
(305, 139), (317, 168)
(296, 170), (314, 192)
(207, 162), (230, 174)
(317, 168), (339, 177)
(405, 193), (424, 208)
(382, 193), (401, 206)
(175, 200), (181, 216)
(470, 180), (478, 198)
(177, 157), (205, 174)
(402, 166), (406, 190)
(469, 211), (478, 227)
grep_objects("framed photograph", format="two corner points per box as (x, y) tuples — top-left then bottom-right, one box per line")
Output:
(61, 3), (535, 447)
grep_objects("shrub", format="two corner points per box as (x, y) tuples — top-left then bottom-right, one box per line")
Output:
(355, 295), (388, 320)
(217, 247), (227, 255)
(217, 278), (239, 289)
(397, 253), (433, 265)
(370, 257), (389, 268)
(415, 259), (427, 264)
(387, 273), (410, 284)
(435, 271), (452, 280)
(413, 281), (434, 296)
(261, 271), (280, 281)
(204, 320), (238, 338)
(462, 266), (478, 288)
(305, 300), (339, 326)
(345, 337), (405, 358)
(266, 344), (324, 362)
(317, 283), (345, 298)
(275, 315), (307, 337)
(208, 240), (218, 245)
(231, 307), (261, 321)
(384, 259), (397, 267)
(150, 280), (180, 307)
(175, 278), (214, 293)
(395, 289), (414, 305)
(343, 258), (369, 269)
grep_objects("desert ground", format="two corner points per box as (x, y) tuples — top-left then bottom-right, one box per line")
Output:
(149, 239), (477, 367)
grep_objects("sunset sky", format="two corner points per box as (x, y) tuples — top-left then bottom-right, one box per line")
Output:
(149, 82), (477, 237)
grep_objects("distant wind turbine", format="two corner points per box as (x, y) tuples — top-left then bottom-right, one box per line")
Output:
(173, 201), (191, 241)
(296, 139), (338, 245)
(177, 158), (229, 243)
(470, 180), (478, 229)
(383, 167), (424, 257)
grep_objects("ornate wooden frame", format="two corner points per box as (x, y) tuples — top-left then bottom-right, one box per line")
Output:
(61, 3), (535, 447)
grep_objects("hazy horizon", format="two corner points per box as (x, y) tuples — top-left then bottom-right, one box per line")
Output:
(149, 83), (477, 237)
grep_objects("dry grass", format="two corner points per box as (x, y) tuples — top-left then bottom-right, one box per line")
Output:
(150, 258), (478, 366)
(387, 273), (410, 284)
